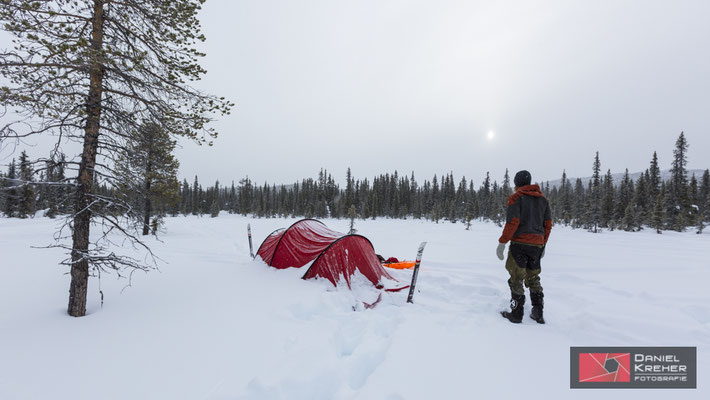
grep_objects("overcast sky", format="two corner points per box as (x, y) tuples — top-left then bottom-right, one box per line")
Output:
(4, 0), (710, 186)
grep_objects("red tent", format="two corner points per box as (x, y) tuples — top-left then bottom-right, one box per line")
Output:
(255, 219), (396, 288)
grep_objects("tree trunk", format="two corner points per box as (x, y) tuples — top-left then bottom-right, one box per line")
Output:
(143, 160), (153, 236)
(142, 139), (154, 235)
(68, 0), (105, 317)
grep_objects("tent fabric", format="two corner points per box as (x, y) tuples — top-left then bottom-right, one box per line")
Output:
(302, 234), (393, 287)
(254, 227), (285, 264)
(255, 219), (395, 288)
(256, 219), (342, 269)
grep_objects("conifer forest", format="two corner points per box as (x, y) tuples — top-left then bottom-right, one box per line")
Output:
(3, 132), (708, 235)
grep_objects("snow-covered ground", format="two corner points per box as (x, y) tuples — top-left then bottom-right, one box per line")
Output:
(1, 215), (708, 399)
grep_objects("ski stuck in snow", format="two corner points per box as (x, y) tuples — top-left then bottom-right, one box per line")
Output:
(406, 242), (427, 304)
(247, 223), (254, 259)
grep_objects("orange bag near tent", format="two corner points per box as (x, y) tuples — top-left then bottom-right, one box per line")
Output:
(383, 261), (416, 269)
(378, 256), (416, 269)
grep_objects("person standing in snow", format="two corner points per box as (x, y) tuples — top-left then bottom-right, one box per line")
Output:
(496, 170), (552, 324)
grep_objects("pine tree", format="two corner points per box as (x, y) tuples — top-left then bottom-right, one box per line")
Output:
(700, 169), (710, 205)
(1, 0), (232, 317)
(430, 174), (439, 217)
(466, 179), (477, 220)
(180, 179), (191, 216)
(614, 169), (635, 224)
(592, 152), (601, 186)
(701, 192), (710, 234)
(151, 217), (159, 235)
(456, 176), (468, 221)
(559, 170), (572, 225)
(700, 197), (709, 233)
(652, 184), (666, 234)
(35, 164), (49, 213)
(348, 204), (357, 234)
(228, 181), (237, 214)
(18, 151), (35, 218)
(600, 169), (615, 227)
(500, 169), (512, 221)
(622, 202), (636, 231)
(465, 210), (473, 230)
(668, 132), (690, 231)
(648, 151), (661, 196)
(432, 202), (441, 224)
(345, 167), (355, 210)
(572, 178), (585, 228)
(634, 173), (649, 228)
(55, 154), (72, 215)
(393, 175), (402, 219)
(193, 176), (201, 216)
(116, 122), (180, 235)
(697, 169), (710, 234)
(490, 180), (501, 224)
(210, 197), (220, 218)
(583, 181), (596, 231)
(209, 181), (220, 218)
(590, 152), (602, 232)
(3, 160), (18, 217)
(43, 159), (59, 219)
(478, 172), (491, 220)
(370, 190), (378, 220)
(688, 173), (699, 227)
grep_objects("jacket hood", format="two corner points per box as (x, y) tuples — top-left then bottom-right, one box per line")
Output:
(517, 184), (544, 197)
(507, 184), (544, 205)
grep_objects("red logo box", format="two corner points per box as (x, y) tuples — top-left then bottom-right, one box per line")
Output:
(579, 353), (631, 382)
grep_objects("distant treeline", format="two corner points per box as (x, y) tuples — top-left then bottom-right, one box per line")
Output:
(2, 132), (709, 234)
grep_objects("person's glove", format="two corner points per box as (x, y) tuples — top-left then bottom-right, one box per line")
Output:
(540, 245), (546, 259)
(496, 243), (506, 261)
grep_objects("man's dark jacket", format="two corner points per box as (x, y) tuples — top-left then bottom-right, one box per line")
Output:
(498, 184), (552, 245)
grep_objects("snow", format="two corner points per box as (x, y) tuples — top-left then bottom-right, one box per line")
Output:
(1, 215), (708, 399)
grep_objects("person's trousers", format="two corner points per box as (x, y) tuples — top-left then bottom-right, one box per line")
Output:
(505, 242), (543, 296)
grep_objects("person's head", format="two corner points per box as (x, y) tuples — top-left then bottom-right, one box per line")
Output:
(514, 170), (532, 189)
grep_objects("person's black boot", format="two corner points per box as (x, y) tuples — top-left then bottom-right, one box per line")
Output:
(501, 293), (525, 323)
(530, 292), (545, 324)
